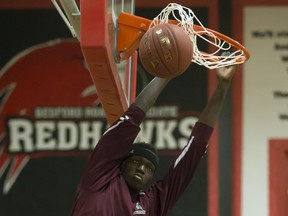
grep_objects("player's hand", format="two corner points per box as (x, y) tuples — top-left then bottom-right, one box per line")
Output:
(216, 65), (237, 82)
(216, 52), (238, 84)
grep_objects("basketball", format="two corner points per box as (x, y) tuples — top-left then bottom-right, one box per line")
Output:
(139, 23), (193, 78)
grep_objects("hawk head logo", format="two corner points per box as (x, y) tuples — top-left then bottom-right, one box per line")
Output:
(0, 39), (99, 194)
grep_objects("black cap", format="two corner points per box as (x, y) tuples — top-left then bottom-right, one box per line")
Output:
(128, 142), (159, 168)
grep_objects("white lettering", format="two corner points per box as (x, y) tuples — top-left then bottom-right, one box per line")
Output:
(146, 106), (178, 117)
(7, 119), (105, 152)
(154, 120), (177, 149)
(178, 116), (197, 148)
(58, 121), (78, 150)
(7, 116), (197, 153)
(79, 122), (102, 149)
(34, 107), (83, 118)
(137, 117), (197, 149)
(35, 121), (56, 150)
(136, 121), (155, 143)
(8, 119), (34, 152)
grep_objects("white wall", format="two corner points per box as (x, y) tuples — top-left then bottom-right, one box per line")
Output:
(243, 6), (288, 216)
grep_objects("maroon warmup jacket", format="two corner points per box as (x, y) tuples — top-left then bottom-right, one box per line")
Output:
(71, 105), (213, 216)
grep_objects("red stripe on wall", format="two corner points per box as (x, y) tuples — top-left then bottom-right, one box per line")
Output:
(231, 1), (244, 216)
(208, 125), (220, 216)
(0, 0), (82, 9)
(0, 0), (214, 10)
(269, 139), (288, 216)
(231, 66), (243, 216)
(207, 1), (220, 216)
(136, 0), (211, 8)
(0, 0), (56, 9)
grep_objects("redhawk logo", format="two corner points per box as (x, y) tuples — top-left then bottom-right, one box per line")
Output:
(0, 39), (199, 195)
(0, 39), (100, 194)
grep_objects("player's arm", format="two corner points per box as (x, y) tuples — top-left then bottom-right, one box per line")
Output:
(198, 65), (237, 127)
(133, 77), (172, 113)
(151, 65), (238, 215)
(81, 76), (172, 189)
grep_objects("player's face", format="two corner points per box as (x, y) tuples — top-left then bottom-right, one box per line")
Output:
(121, 155), (156, 191)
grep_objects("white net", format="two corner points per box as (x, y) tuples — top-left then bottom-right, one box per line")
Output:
(149, 3), (249, 69)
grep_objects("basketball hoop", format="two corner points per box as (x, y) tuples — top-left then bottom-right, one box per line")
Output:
(118, 3), (250, 69)
(149, 3), (250, 69)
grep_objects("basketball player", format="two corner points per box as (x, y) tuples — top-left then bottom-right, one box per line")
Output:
(71, 65), (237, 216)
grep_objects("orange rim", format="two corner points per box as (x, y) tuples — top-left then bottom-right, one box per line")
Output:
(118, 12), (250, 62)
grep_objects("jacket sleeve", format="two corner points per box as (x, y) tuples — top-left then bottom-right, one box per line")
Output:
(80, 105), (146, 191)
(151, 122), (213, 215)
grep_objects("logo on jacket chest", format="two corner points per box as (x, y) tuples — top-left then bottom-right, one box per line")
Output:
(133, 202), (146, 215)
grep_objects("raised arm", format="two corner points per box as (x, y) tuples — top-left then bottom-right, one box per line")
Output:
(133, 77), (172, 113)
(198, 65), (237, 127)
